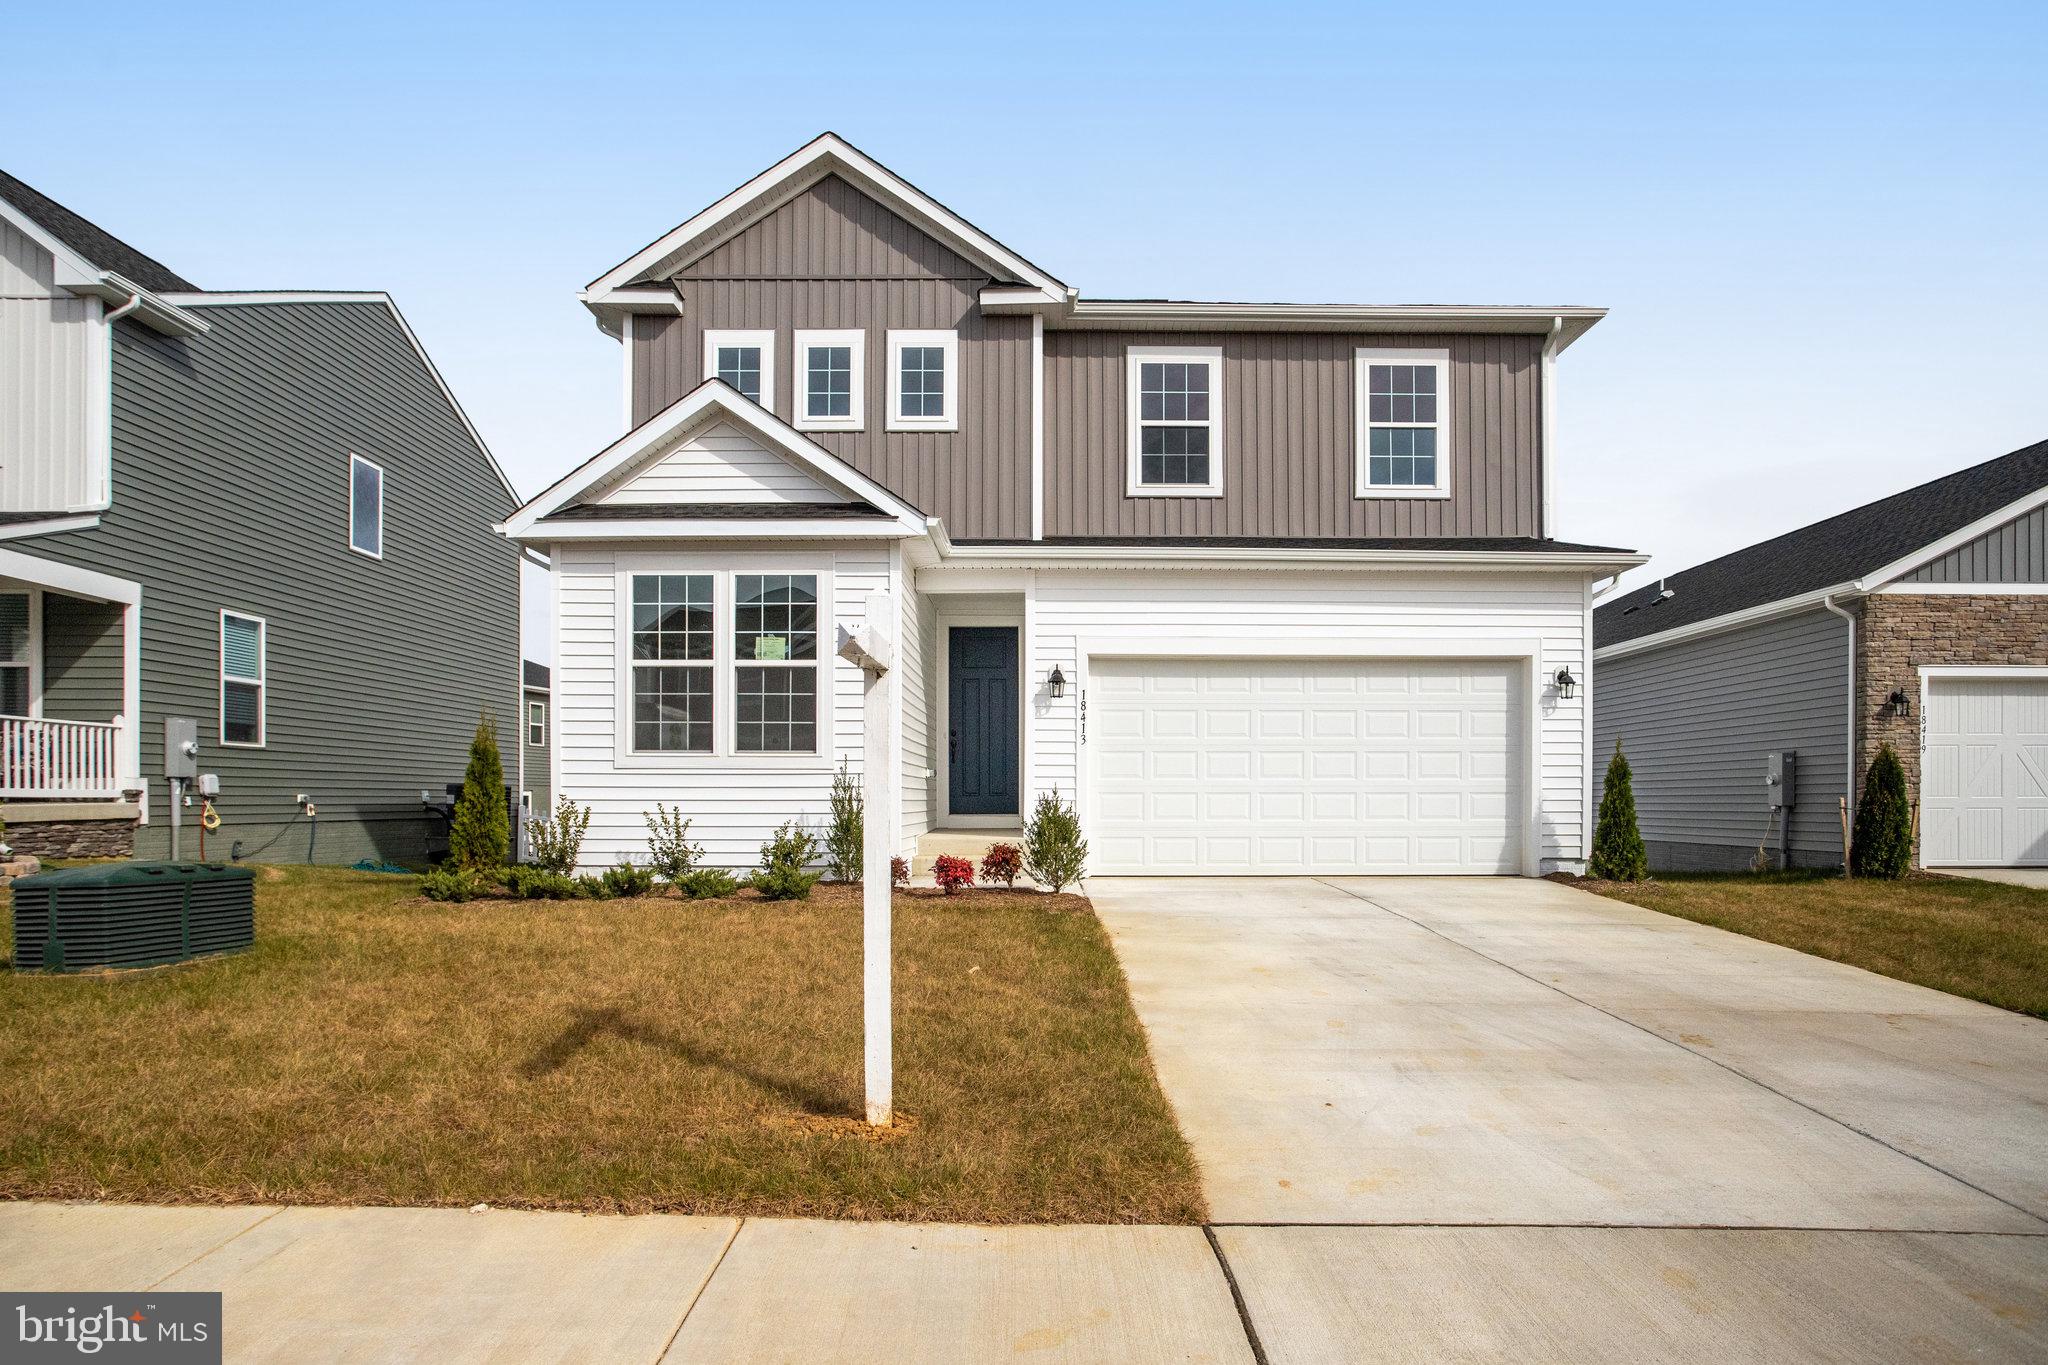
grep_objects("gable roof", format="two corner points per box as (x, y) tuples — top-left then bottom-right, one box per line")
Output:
(0, 169), (196, 293)
(1597, 437), (2048, 650)
(584, 133), (1069, 308)
(500, 379), (927, 540)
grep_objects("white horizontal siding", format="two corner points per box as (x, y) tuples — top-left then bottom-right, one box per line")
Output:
(554, 539), (891, 871)
(1025, 569), (1593, 868)
(899, 575), (935, 854)
(599, 419), (847, 505)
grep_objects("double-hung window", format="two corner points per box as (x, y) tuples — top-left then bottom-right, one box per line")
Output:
(793, 330), (864, 431)
(630, 574), (714, 753)
(886, 330), (958, 431)
(702, 329), (775, 408)
(1356, 348), (1451, 498)
(0, 593), (30, 716)
(627, 570), (823, 757)
(220, 611), (266, 747)
(527, 700), (547, 747)
(1127, 346), (1223, 496)
(349, 454), (383, 558)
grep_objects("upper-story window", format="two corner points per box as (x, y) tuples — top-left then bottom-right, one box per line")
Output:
(349, 455), (383, 558)
(886, 330), (959, 432)
(703, 329), (775, 408)
(1126, 346), (1223, 497)
(1355, 348), (1451, 499)
(527, 699), (547, 747)
(794, 330), (864, 432)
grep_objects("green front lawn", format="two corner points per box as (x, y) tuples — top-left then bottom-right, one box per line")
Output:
(0, 867), (1204, 1223)
(1580, 870), (2048, 1018)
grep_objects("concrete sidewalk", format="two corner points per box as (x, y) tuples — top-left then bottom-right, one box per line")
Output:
(5, 1200), (2047, 1363)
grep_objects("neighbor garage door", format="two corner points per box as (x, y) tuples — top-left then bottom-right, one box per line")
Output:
(1089, 657), (1522, 875)
(1921, 676), (2048, 866)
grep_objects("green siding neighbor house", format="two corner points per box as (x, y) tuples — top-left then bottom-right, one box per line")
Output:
(0, 170), (521, 866)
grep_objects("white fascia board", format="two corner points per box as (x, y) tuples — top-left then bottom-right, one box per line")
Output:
(1852, 483), (2048, 591)
(1593, 583), (1859, 662)
(979, 284), (1076, 314)
(519, 519), (914, 542)
(584, 133), (1067, 304)
(1875, 582), (2048, 595)
(500, 379), (927, 539)
(166, 292), (522, 507)
(0, 545), (141, 604)
(0, 514), (100, 542)
(1058, 302), (1606, 349)
(937, 544), (1647, 573)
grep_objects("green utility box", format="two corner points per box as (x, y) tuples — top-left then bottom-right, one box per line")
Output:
(10, 861), (256, 972)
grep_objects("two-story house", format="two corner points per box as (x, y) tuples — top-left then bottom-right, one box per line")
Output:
(503, 135), (1641, 877)
(1, 169), (523, 865)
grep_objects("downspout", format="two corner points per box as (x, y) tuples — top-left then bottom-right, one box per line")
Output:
(103, 289), (144, 326)
(1822, 595), (1857, 855)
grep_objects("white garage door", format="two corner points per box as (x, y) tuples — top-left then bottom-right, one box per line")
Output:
(1090, 657), (1523, 875)
(1921, 677), (2048, 866)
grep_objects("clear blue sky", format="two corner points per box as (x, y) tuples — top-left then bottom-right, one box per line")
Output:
(7, 2), (2044, 657)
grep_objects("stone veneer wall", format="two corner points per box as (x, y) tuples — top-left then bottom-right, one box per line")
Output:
(1854, 593), (2048, 864)
(5, 818), (138, 860)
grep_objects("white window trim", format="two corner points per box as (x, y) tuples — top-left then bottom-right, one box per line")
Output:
(349, 454), (385, 558)
(1126, 345), (1224, 498)
(702, 329), (776, 410)
(219, 609), (267, 749)
(1355, 347), (1452, 501)
(614, 553), (836, 770)
(886, 329), (960, 432)
(793, 329), (865, 432)
(527, 699), (547, 747)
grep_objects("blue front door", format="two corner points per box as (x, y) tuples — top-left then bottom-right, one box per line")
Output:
(949, 626), (1019, 816)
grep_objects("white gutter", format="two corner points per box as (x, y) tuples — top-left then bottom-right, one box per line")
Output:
(1594, 582), (1861, 661)
(1822, 595), (1858, 817)
(103, 289), (144, 326)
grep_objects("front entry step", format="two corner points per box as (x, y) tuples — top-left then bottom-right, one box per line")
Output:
(913, 828), (1024, 877)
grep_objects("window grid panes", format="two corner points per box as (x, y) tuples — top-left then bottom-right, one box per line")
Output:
(634, 666), (712, 754)
(715, 346), (762, 403)
(632, 575), (713, 661)
(1137, 361), (1213, 486)
(735, 666), (817, 753)
(631, 574), (713, 753)
(1366, 363), (1441, 489)
(735, 573), (818, 753)
(806, 346), (852, 418)
(899, 346), (946, 418)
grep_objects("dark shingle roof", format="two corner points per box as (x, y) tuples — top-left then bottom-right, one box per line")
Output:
(0, 170), (196, 293)
(523, 661), (550, 691)
(548, 501), (890, 521)
(1597, 437), (2048, 649)
(952, 535), (1634, 553)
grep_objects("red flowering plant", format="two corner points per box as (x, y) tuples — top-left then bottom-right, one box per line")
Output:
(890, 856), (910, 888)
(932, 854), (974, 894)
(979, 843), (1023, 888)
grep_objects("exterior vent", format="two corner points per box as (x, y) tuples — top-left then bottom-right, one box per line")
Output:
(11, 862), (256, 972)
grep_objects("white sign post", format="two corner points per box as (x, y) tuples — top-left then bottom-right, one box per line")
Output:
(838, 591), (897, 1126)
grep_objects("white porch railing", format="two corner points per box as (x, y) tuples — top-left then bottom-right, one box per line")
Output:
(0, 714), (126, 800)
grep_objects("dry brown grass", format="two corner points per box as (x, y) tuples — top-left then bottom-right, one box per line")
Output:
(1574, 870), (2048, 1018)
(0, 868), (1204, 1223)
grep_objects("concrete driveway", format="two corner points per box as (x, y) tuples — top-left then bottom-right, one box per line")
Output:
(1092, 875), (2048, 1361)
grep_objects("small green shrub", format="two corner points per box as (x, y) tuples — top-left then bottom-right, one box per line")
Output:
(1852, 743), (1914, 879)
(676, 867), (742, 900)
(748, 821), (823, 901)
(825, 759), (864, 882)
(420, 866), (483, 902)
(600, 863), (657, 898)
(575, 873), (614, 900)
(1021, 789), (1088, 893)
(1589, 740), (1650, 882)
(503, 866), (584, 900)
(644, 804), (701, 884)
(528, 796), (591, 875)
(449, 713), (509, 871)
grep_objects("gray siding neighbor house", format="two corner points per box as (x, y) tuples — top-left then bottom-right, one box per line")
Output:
(505, 133), (1645, 878)
(1595, 438), (2048, 872)
(522, 660), (550, 817)
(0, 170), (522, 865)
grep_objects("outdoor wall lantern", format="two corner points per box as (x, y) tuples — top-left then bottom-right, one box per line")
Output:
(1553, 666), (1578, 699)
(1886, 687), (1913, 718)
(1047, 665), (1067, 698)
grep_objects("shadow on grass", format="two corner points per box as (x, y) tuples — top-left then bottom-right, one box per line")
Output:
(520, 1005), (849, 1117)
